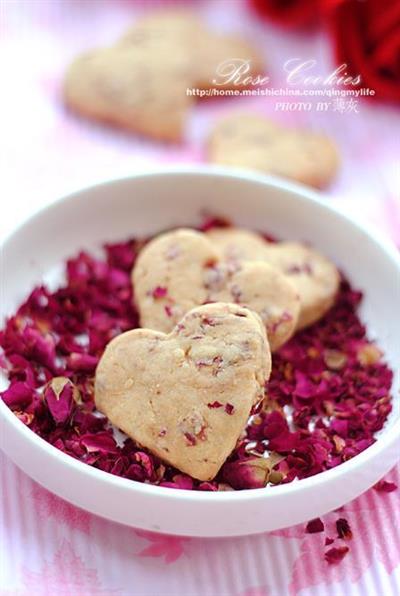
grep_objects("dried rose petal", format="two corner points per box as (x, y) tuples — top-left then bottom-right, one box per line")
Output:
(66, 353), (98, 373)
(151, 286), (167, 299)
(134, 451), (154, 479)
(198, 481), (218, 491)
(373, 479), (397, 493)
(336, 518), (352, 540)
(357, 343), (382, 365)
(160, 474), (194, 490)
(324, 349), (347, 370)
(221, 455), (281, 490)
(324, 546), (349, 564)
(306, 518), (324, 533)
(325, 537), (335, 546)
(207, 401), (223, 409)
(225, 403), (235, 415)
(43, 377), (80, 425)
(1, 381), (33, 409)
(80, 432), (119, 455)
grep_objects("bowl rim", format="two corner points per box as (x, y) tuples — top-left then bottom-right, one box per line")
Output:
(1, 165), (400, 503)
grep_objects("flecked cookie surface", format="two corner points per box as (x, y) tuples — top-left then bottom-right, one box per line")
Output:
(208, 113), (339, 188)
(121, 11), (264, 91)
(64, 44), (193, 142)
(133, 228), (300, 351)
(95, 302), (271, 481)
(64, 13), (264, 140)
(207, 228), (340, 330)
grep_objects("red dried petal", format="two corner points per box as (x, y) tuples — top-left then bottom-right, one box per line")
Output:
(207, 401), (223, 409)
(225, 403), (235, 415)
(336, 517), (352, 540)
(324, 546), (349, 564)
(152, 286), (168, 299)
(43, 377), (79, 425)
(80, 432), (119, 455)
(306, 518), (324, 533)
(184, 432), (197, 446)
(221, 457), (272, 489)
(66, 353), (98, 373)
(1, 381), (34, 409)
(373, 480), (397, 493)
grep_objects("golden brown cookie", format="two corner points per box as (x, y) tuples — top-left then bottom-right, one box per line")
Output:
(208, 113), (339, 188)
(64, 12), (264, 140)
(207, 228), (340, 330)
(95, 302), (271, 481)
(64, 44), (193, 142)
(121, 11), (264, 91)
(132, 228), (300, 351)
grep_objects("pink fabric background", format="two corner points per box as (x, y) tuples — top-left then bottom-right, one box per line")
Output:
(1, 1), (399, 594)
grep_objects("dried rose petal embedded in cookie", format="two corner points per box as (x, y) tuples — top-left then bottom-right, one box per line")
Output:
(132, 228), (300, 351)
(207, 228), (340, 330)
(95, 303), (271, 480)
(208, 113), (339, 188)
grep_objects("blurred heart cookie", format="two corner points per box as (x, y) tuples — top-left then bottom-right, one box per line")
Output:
(208, 113), (339, 188)
(64, 12), (264, 141)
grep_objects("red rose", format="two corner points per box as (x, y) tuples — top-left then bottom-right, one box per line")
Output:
(249, 0), (320, 27)
(325, 0), (400, 103)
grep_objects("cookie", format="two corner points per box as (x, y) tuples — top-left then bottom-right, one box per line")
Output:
(121, 11), (264, 91)
(95, 302), (271, 481)
(64, 44), (193, 142)
(207, 228), (272, 261)
(207, 228), (340, 329)
(64, 13), (264, 140)
(120, 11), (204, 46)
(261, 242), (340, 329)
(132, 228), (300, 351)
(208, 113), (339, 188)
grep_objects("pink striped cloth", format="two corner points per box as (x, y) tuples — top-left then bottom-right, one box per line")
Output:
(1, 2), (399, 595)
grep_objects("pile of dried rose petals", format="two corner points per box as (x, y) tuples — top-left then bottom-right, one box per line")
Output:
(0, 231), (394, 492)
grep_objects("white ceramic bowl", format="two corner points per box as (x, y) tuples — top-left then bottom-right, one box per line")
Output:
(1, 167), (399, 537)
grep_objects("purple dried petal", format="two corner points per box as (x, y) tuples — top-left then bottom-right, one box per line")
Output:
(1, 381), (33, 409)
(80, 432), (119, 455)
(43, 377), (80, 425)
(336, 518), (352, 540)
(225, 403), (235, 415)
(66, 353), (98, 373)
(198, 481), (218, 491)
(222, 457), (273, 489)
(306, 518), (324, 533)
(152, 286), (167, 299)
(373, 480), (397, 493)
(324, 546), (349, 564)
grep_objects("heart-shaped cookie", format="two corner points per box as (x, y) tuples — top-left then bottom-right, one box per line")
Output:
(132, 229), (300, 351)
(95, 303), (271, 481)
(207, 228), (340, 329)
(64, 12), (264, 141)
(208, 113), (339, 188)
(64, 43), (194, 142)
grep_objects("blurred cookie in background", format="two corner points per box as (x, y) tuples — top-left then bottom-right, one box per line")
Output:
(207, 112), (339, 188)
(64, 11), (264, 141)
